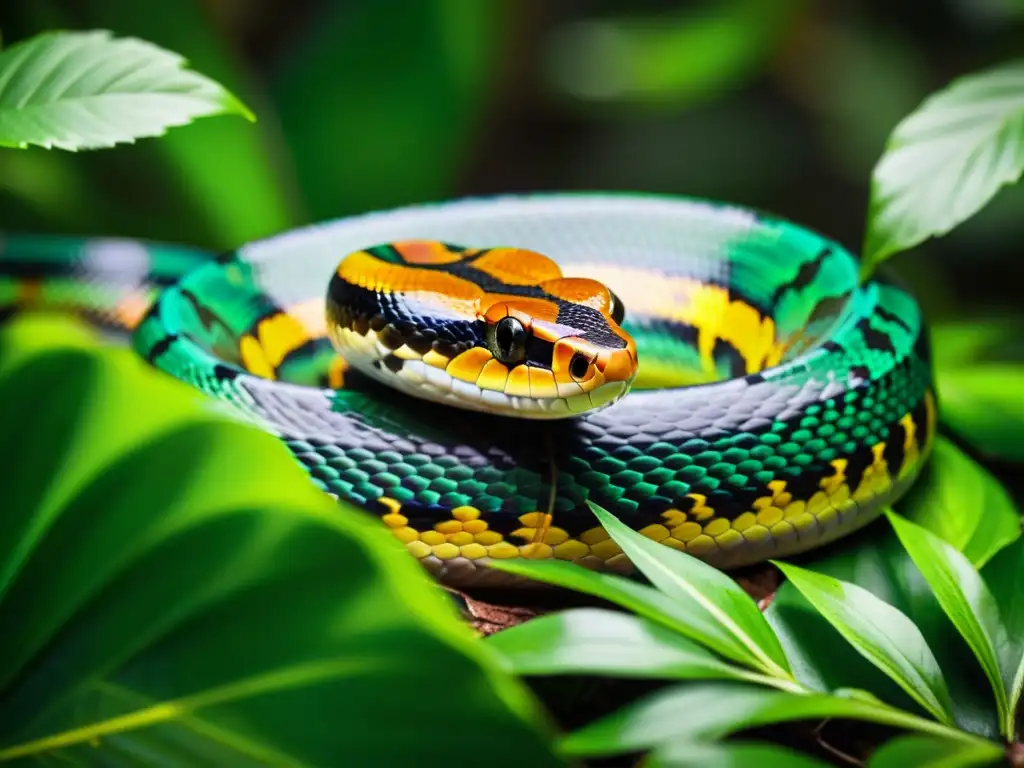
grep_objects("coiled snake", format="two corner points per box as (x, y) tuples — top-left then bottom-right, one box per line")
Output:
(0, 194), (935, 586)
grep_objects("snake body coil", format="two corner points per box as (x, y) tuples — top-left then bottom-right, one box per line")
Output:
(0, 194), (935, 586)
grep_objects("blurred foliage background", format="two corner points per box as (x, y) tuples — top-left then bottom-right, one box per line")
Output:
(0, 0), (1020, 322)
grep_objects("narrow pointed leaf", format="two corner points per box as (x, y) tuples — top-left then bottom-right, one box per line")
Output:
(587, 502), (790, 677)
(897, 438), (1020, 567)
(487, 607), (755, 682)
(863, 58), (1024, 274)
(487, 559), (768, 672)
(559, 682), (980, 758)
(648, 740), (832, 767)
(868, 735), (1004, 767)
(765, 524), (1001, 738)
(980, 537), (1024, 733)
(0, 30), (252, 151)
(775, 562), (954, 724)
(886, 512), (1015, 738)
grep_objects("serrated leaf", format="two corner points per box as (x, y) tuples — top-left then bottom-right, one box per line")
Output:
(886, 512), (1016, 739)
(863, 58), (1024, 274)
(586, 502), (790, 678)
(486, 607), (756, 683)
(0, 313), (561, 765)
(939, 364), (1024, 462)
(648, 740), (832, 768)
(0, 30), (252, 151)
(897, 438), (1020, 567)
(980, 537), (1024, 737)
(774, 562), (954, 724)
(486, 559), (772, 673)
(868, 735), (1004, 767)
(558, 682), (983, 758)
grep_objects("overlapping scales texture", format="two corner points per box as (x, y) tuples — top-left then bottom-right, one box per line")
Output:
(131, 194), (935, 586)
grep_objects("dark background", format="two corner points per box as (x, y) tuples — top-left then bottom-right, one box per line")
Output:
(0, 0), (1021, 321)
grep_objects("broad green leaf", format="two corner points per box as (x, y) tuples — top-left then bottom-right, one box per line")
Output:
(487, 607), (758, 683)
(939, 364), (1024, 462)
(897, 438), (1020, 567)
(0, 30), (252, 151)
(980, 537), (1024, 735)
(559, 682), (982, 758)
(774, 562), (954, 724)
(648, 740), (832, 767)
(863, 58), (1024, 275)
(272, 0), (498, 220)
(588, 502), (790, 678)
(486, 559), (778, 675)
(887, 512), (1015, 738)
(0, 314), (562, 765)
(868, 735), (1004, 767)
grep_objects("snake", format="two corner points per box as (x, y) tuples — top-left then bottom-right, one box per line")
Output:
(0, 194), (935, 587)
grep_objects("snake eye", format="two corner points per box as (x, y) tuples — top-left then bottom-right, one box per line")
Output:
(493, 316), (527, 364)
(569, 353), (590, 380)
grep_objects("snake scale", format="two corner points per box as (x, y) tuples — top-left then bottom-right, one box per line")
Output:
(0, 194), (935, 586)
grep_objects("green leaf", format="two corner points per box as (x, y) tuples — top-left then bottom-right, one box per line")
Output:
(487, 607), (759, 683)
(63, 0), (307, 248)
(0, 313), (562, 765)
(863, 58), (1024, 275)
(486, 559), (782, 676)
(765, 524), (1001, 739)
(272, 0), (498, 220)
(0, 30), (252, 152)
(886, 512), (1016, 739)
(897, 438), (1020, 567)
(559, 682), (982, 758)
(868, 735), (1004, 767)
(648, 740), (832, 767)
(587, 502), (790, 678)
(980, 537), (1024, 735)
(939, 364), (1024, 463)
(774, 562), (954, 724)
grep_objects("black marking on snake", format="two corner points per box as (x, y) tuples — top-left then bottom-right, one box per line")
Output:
(857, 317), (897, 354)
(882, 420), (907, 478)
(840, 447), (874, 498)
(911, 392), (933, 450)
(875, 305), (912, 332)
(768, 247), (833, 307)
(524, 335), (555, 368)
(213, 363), (239, 381)
(383, 354), (404, 373)
(711, 338), (747, 379)
(146, 333), (179, 362)
(408, 251), (628, 350)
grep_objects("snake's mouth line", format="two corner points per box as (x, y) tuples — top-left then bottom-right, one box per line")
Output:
(329, 324), (632, 418)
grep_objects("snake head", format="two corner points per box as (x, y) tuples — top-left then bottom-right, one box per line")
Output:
(325, 242), (638, 419)
(475, 276), (638, 417)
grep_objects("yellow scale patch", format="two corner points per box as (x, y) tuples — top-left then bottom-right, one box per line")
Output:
(380, 399), (936, 572)
(239, 311), (318, 380)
